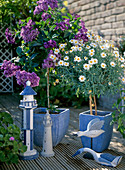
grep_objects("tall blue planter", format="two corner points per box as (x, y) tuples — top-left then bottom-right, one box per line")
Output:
(79, 110), (113, 152)
(33, 108), (70, 147)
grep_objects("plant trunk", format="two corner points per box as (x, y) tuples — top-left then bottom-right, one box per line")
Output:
(94, 95), (97, 116)
(47, 68), (50, 109)
(89, 94), (93, 115)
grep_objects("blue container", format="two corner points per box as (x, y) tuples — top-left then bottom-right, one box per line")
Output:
(33, 108), (70, 147)
(79, 110), (113, 152)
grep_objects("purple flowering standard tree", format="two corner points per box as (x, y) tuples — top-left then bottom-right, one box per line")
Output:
(2, 0), (88, 105)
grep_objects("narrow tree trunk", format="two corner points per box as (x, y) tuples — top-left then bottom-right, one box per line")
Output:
(94, 95), (97, 116)
(89, 94), (93, 115)
(47, 68), (50, 109)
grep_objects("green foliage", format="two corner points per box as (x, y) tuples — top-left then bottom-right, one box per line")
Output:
(0, 112), (27, 164)
(117, 36), (125, 56)
(112, 90), (125, 138)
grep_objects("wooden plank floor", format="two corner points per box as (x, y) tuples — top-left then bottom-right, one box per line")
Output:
(0, 94), (125, 170)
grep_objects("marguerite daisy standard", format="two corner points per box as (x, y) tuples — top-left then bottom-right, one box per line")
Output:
(79, 75), (86, 82)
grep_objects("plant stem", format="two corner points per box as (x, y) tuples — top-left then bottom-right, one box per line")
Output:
(94, 95), (97, 116)
(47, 67), (50, 109)
(89, 94), (93, 115)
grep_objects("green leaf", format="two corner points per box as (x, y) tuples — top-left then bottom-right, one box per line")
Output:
(62, 16), (69, 19)
(27, 17), (31, 23)
(50, 25), (56, 32)
(44, 31), (48, 36)
(16, 47), (22, 56)
(31, 53), (38, 60)
(67, 13), (72, 20)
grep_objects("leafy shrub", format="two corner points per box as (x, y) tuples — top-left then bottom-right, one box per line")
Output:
(0, 112), (27, 164)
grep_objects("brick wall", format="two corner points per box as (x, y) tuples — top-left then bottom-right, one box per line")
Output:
(68, 0), (125, 41)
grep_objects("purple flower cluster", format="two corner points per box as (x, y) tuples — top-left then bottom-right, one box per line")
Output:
(55, 19), (70, 31)
(1, 60), (20, 77)
(41, 12), (51, 21)
(5, 28), (15, 44)
(44, 40), (57, 49)
(34, 0), (58, 15)
(42, 50), (61, 69)
(16, 70), (40, 87)
(75, 21), (88, 42)
(9, 137), (15, 141)
(20, 19), (39, 43)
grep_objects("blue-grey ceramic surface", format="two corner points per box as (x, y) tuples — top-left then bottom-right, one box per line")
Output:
(33, 108), (70, 147)
(79, 110), (113, 152)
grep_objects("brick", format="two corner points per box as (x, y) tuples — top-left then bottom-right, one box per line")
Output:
(117, 13), (125, 21)
(79, 11), (86, 16)
(78, 0), (90, 6)
(70, 2), (78, 8)
(95, 18), (104, 25)
(104, 35), (111, 40)
(101, 23), (112, 29)
(101, 29), (115, 35)
(101, 10), (111, 17)
(116, 0), (125, 7)
(100, 0), (110, 4)
(86, 8), (94, 15)
(112, 35), (118, 41)
(106, 2), (117, 10)
(116, 28), (125, 35)
(83, 15), (91, 21)
(74, 6), (81, 13)
(90, 1), (100, 8)
(68, 0), (78, 5)
(92, 25), (101, 32)
(81, 4), (90, 11)
(105, 16), (116, 23)
(91, 13), (101, 19)
(112, 7), (124, 15)
(86, 20), (94, 26)
(112, 21), (124, 29)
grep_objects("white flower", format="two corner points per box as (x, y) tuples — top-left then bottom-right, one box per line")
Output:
(78, 47), (82, 51)
(89, 52), (94, 57)
(52, 69), (55, 73)
(74, 56), (78, 62)
(86, 45), (91, 49)
(90, 43), (97, 48)
(121, 64), (124, 68)
(59, 44), (66, 48)
(79, 39), (83, 43)
(108, 82), (112, 85)
(50, 54), (56, 60)
(58, 60), (64, 66)
(74, 56), (81, 62)
(80, 43), (85, 47)
(122, 77), (125, 83)
(65, 51), (69, 54)
(105, 43), (110, 49)
(114, 47), (119, 51)
(71, 46), (77, 51)
(89, 49), (95, 53)
(69, 39), (74, 43)
(74, 40), (79, 45)
(64, 56), (69, 61)
(101, 52), (106, 58)
(53, 56), (57, 61)
(100, 45), (105, 50)
(101, 63), (106, 68)
(115, 53), (119, 58)
(93, 58), (98, 64)
(83, 63), (89, 70)
(124, 52), (125, 56)
(84, 56), (88, 60)
(70, 49), (73, 53)
(88, 59), (94, 65)
(87, 34), (92, 40)
(110, 61), (116, 67)
(64, 62), (69, 66)
(119, 57), (124, 62)
(54, 48), (60, 54)
(79, 75), (86, 82)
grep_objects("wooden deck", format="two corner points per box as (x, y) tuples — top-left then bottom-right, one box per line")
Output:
(0, 94), (125, 170)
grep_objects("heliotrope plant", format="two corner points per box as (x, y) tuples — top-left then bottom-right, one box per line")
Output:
(50, 30), (125, 115)
(1, 0), (88, 91)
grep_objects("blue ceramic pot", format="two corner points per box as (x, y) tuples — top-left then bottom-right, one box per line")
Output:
(79, 110), (113, 152)
(33, 108), (70, 147)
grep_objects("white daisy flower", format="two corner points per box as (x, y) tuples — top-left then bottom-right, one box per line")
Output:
(70, 49), (73, 53)
(84, 56), (88, 60)
(74, 40), (79, 45)
(80, 43), (85, 47)
(50, 54), (56, 60)
(101, 52), (106, 58)
(55, 62), (58, 66)
(101, 63), (106, 68)
(78, 47), (82, 51)
(105, 40), (109, 43)
(77, 57), (82, 62)
(58, 60), (64, 66)
(87, 34), (92, 39)
(79, 75), (86, 82)
(88, 59), (94, 65)
(53, 56), (57, 61)
(59, 44), (66, 48)
(108, 82), (112, 85)
(114, 47), (119, 51)
(74, 56), (78, 62)
(122, 77), (125, 83)
(65, 51), (69, 54)
(83, 63), (89, 70)
(89, 52), (94, 57)
(90, 43), (97, 48)
(100, 45), (105, 50)
(105, 43), (110, 49)
(69, 39), (74, 43)
(113, 51), (119, 55)
(121, 64), (124, 68)
(64, 62), (69, 66)
(89, 49), (95, 53)
(54, 48), (60, 54)
(79, 39), (83, 43)
(86, 45), (91, 49)
(93, 58), (98, 64)
(64, 56), (69, 61)
(119, 57), (124, 62)
(52, 69), (55, 73)
(115, 53), (119, 58)
(110, 61), (116, 67)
